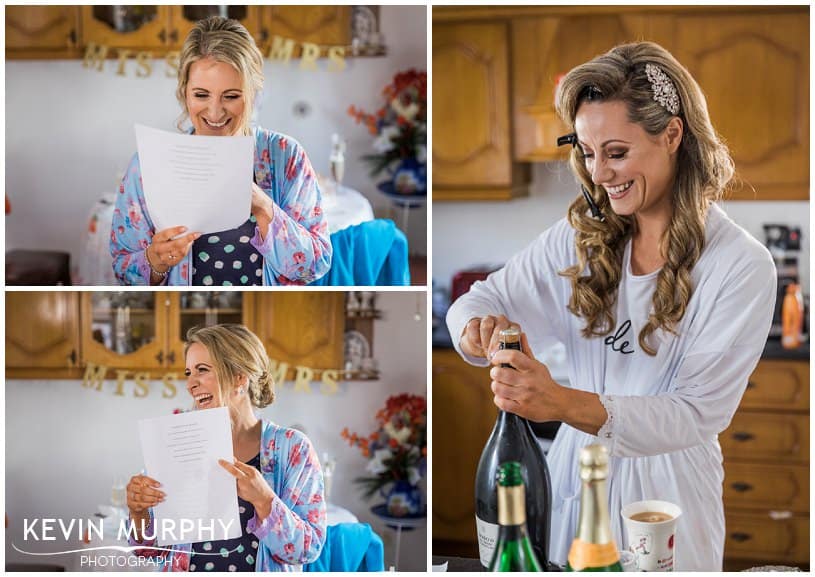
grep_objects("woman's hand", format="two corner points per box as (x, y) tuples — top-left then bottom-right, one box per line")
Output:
(489, 332), (567, 422)
(219, 459), (275, 519)
(126, 473), (164, 527)
(147, 226), (201, 273)
(460, 315), (521, 359)
(250, 183), (274, 241)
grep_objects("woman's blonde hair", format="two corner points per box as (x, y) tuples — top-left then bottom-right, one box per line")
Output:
(555, 41), (734, 355)
(176, 16), (264, 136)
(185, 324), (275, 408)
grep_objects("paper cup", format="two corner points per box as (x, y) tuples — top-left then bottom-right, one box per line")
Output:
(621, 500), (682, 571)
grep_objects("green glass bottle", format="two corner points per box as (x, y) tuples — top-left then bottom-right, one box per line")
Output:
(487, 461), (543, 572)
(566, 445), (623, 572)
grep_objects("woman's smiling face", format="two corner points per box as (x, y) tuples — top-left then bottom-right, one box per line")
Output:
(574, 99), (680, 218)
(185, 56), (246, 136)
(185, 342), (223, 410)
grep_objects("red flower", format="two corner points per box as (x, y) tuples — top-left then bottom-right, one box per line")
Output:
(284, 542), (295, 555)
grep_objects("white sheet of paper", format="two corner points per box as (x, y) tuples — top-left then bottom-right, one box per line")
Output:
(135, 124), (253, 235)
(138, 407), (241, 546)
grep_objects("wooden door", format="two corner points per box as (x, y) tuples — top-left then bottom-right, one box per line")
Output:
(5, 6), (81, 58)
(81, 5), (171, 50)
(432, 349), (495, 544)
(261, 6), (351, 51)
(253, 292), (344, 380)
(433, 21), (529, 200)
(80, 292), (170, 369)
(673, 10), (808, 200)
(6, 292), (80, 369)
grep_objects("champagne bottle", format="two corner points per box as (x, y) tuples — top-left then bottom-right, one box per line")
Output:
(488, 461), (543, 572)
(475, 327), (552, 569)
(566, 444), (623, 572)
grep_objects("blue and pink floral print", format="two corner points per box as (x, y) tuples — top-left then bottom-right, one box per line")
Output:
(129, 421), (327, 571)
(110, 128), (331, 285)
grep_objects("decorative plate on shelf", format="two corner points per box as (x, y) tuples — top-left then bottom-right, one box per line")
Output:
(344, 330), (370, 373)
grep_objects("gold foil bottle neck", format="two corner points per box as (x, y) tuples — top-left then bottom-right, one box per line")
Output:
(579, 444), (608, 482)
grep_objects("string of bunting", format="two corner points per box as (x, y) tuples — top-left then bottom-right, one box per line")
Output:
(81, 360), (342, 397)
(83, 34), (348, 78)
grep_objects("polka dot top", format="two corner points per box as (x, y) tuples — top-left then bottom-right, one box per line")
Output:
(192, 217), (263, 286)
(190, 453), (261, 572)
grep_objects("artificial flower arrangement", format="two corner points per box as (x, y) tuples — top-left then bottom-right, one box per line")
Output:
(341, 393), (427, 500)
(347, 69), (427, 194)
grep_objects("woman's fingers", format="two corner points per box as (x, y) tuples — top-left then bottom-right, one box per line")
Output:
(127, 475), (165, 511)
(154, 226), (189, 243)
(218, 459), (247, 478)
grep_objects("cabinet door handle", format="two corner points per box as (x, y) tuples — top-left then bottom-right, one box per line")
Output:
(260, 27), (269, 42)
(168, 351), (176, 365)
(67, 29), (77, 47)
(731, 482), (753, 493)
(769, 510), (792, 520)
(170, 29), (178, 43)
(158, 28), (167, 43)
(746, 380), (756, 390)
(731, 431), (755, 442)
(156, 350), (164, 365)
(730, 532), (752, 543)
(67, 350), (77, 367)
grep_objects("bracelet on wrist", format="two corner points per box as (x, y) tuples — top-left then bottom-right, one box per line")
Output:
(145, 247), (168, 279)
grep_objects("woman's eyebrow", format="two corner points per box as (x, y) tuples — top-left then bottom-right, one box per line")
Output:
(577, 138), (632, 148)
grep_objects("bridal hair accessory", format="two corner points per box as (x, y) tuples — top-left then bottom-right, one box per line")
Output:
(645, 63), (680, 115)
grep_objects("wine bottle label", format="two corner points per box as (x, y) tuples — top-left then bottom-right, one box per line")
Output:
(475, 516), (499, 567)
(567, 538), (620, 570)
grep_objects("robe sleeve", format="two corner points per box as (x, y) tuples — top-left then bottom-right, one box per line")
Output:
(596, 252), (777, 457)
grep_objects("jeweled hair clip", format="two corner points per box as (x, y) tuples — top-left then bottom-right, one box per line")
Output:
(645, 63), (680, 115)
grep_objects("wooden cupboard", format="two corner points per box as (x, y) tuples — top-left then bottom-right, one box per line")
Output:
(6, 292), (81, 374)
(250, 292), (345, 381)
(431, 348), (494, 547)
(671, 11), (809, 200)
(6, 292), (346, 381)
(6, 6), (354, 59)
(432, 21), (530, 200)
(433, 6), (808, 201)
(722, 358), (810, 570)
(5, 5), (82, 59)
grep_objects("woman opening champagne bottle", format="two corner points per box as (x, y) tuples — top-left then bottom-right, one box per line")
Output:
(447, 41), (776, 570)
(475, 328), (551, 569)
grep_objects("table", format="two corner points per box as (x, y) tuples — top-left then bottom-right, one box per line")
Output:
(321, 182), (375, 234)
(371, 505), (426, 571)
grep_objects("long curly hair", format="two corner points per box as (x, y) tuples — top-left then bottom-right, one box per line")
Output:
(555, 41), (734, 355)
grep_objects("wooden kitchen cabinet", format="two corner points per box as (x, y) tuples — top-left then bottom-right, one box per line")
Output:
(722, 357), (809, 570)
(5, 5), (81, 59)
(258, 6), (351, 49)
(6, 292), (80, 374)
(432, 348), (494, 549)
(250, 292), (345, 381)
(80, 6), (171, 51)
(432, 21), (530, 201)
(672, 10), (809, 200)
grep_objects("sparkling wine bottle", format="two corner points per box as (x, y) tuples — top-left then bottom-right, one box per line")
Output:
(488, 461), (543, 572)
(566, 444), (623, 572)
(475, 327), (552, 569)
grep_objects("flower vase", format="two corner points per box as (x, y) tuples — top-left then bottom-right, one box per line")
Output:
(382, 480), (423, 517)
(389, 158), (426, 196)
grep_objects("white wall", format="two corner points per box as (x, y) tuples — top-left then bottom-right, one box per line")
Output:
(433, 163), (810, 297)
(5, 291), (428, 571)
(5, 6), (428, 274)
